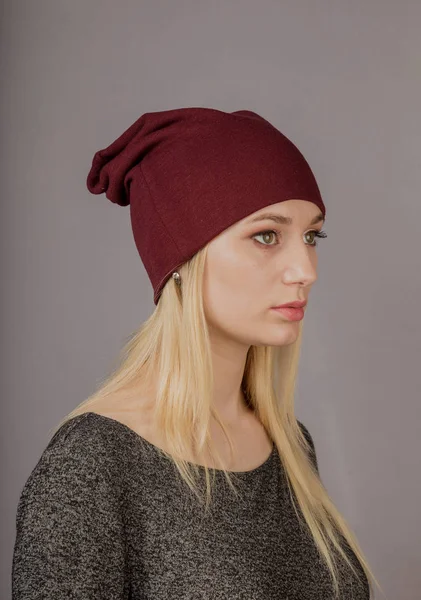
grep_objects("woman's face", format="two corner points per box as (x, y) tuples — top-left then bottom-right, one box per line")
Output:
(203, 199), (325, 348)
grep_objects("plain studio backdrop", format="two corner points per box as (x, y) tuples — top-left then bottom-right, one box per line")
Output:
(1, 1), (420, 598)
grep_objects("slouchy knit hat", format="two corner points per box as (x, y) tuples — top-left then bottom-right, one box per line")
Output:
(86, 107), (325, 305)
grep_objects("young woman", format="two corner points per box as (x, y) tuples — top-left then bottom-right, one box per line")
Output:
(12, 107), (382, 599)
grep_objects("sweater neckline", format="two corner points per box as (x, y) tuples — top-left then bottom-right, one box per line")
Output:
(83, 411), (276, 477)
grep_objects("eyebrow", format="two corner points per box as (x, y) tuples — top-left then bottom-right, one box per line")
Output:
(247, 211), (325, 226)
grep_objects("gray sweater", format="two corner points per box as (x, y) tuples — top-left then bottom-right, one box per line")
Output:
(12, 412), (370, 599)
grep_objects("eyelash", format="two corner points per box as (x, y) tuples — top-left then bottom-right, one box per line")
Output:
(252, 229), (328, 248)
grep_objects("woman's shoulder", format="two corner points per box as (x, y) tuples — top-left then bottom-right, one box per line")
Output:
(46, 410), (134, 458)
(13, 411), (132, 596)
(18, 411), (138, 506)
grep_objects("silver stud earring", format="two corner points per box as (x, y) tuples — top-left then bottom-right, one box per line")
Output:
(172, 271), (182, 286)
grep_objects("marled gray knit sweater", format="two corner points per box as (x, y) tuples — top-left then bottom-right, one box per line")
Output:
(12, 412), (370, 599)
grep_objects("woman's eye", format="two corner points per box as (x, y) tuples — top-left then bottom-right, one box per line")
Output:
(252, 230), (279, 246)
(252, 229), (327, 247)
(305, 229), (328, 246)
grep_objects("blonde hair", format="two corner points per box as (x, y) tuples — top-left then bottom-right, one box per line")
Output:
(50, 244), (383, 600)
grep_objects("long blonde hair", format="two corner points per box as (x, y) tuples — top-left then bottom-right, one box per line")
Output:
(50, 243), (383, 600)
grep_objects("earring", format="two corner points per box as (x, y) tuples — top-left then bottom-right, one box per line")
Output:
(172, 271), (182, 286)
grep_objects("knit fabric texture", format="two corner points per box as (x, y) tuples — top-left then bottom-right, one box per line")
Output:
(12, 412), (369, 599)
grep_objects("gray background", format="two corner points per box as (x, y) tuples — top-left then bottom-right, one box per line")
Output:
(2, 1), (420, 598)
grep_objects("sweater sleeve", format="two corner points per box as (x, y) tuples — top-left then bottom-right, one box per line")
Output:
(12, 414), (130, 599)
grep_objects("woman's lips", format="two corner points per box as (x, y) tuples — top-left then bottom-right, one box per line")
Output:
(271, 306), (305, 321)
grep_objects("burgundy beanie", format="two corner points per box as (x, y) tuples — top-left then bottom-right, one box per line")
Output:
(86, 107), (326, 305)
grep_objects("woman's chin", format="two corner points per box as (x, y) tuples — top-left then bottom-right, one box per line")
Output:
(254, 324), (300, 347)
